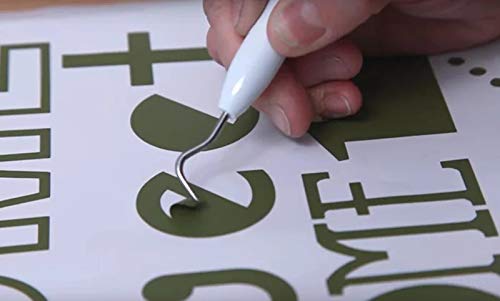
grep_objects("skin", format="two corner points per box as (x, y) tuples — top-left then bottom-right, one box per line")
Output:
(204, 0), (500, 137)
(3, 1), (499, 138)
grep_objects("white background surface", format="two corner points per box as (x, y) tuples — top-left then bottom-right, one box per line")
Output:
(0, 1), (498, 300)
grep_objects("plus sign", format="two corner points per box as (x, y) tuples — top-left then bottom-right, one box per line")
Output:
(62, 32), (211, 86)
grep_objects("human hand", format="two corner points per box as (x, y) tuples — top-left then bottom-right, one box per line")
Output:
(204, 0), (500, 137)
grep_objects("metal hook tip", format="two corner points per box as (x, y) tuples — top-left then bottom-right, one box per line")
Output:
(174, 112), (229, 206)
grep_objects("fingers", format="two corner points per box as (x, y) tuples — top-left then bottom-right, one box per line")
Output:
(290, 39), (363, 122)
(204, 0), (235, 27)
(233, 0), (268, 35)
(204, 0), (315, 137)
(204, 0), (364, 137)
(253, 65), (315, 137)
(252, 66), (363, 137)
(206, 27), (222, 65)
(204, 0), (243, 66)
(291, 39), (363, 87)
(204, 0), (268, 36)
(308, 81), (362, 120)
(267, 0), (390, 57)
(205, 0), (271, 65)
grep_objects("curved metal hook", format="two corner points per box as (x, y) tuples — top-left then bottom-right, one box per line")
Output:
(175, 112), (229, 206)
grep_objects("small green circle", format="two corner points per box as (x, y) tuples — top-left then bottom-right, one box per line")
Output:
(470, 67), (487, 76)
(491, 78), (500, 87)
(448, 57), (465, 66)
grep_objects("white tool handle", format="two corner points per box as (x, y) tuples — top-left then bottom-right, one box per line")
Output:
(218, 0), (285, 120)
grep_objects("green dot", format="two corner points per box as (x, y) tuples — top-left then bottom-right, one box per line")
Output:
(470, 67), (487, 76)
(448, 57), (465, 66)
(491, 78), (500, 87)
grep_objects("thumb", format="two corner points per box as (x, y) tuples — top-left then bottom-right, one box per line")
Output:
(268, 0), (390, 57)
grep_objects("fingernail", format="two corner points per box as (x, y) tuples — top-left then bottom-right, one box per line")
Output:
(273, 0), (326, 48)
(266, 104), (291, 136)
(321, 93), (352, 119)
(233, 0), (244, 27)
